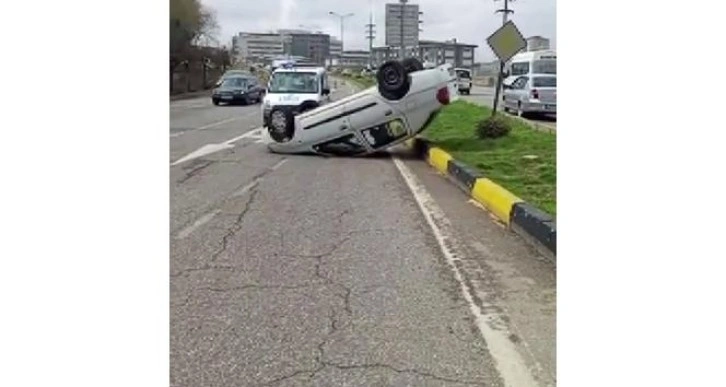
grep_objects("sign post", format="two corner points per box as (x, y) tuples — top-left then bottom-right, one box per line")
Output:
(486, 19), (527, 115)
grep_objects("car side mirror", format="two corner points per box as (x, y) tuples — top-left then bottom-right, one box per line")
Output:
(322, 88), (330, 96)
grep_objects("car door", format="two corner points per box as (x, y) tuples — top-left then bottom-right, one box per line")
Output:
(294, 96), (359, 150)
(503, 77), (520, 109)
(507, 76), (528, 107)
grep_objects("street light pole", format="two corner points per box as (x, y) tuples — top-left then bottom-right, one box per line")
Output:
(329, 11), (354, 53)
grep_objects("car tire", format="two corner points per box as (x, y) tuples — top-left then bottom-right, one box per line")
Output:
(401, 57), (424, 73)
(268, 108), (295, 143)
(376, 60), (411, 101)
(212, 98), (220, 106)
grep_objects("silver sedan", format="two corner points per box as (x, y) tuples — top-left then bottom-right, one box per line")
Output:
(502, 74), (556, 117)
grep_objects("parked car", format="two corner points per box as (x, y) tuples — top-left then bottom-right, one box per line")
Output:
(211, 75), (264, 106)
(454, 68), (472, 95)
(265, 58), (455, 156)
(502, 74), (556, 117)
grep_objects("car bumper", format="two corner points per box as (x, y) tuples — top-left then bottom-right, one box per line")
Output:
(212, 93), (249, 102)
(522, 102), (557, 114)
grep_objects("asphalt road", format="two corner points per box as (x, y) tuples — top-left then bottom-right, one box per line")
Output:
(170, 81), (556, 387)
(461, 86), (557, 131)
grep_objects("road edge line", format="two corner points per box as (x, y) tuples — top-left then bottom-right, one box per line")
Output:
(392, 156), (542, 387)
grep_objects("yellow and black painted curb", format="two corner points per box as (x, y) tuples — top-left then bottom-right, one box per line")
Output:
(406, 138), (556, 260)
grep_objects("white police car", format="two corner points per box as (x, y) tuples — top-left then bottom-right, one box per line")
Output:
(261, 66), (331, 131)
(266, 58), (456, 156)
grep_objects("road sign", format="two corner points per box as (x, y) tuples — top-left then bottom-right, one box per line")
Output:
(486, 20), (527, 63)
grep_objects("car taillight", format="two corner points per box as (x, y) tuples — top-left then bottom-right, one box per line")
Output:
(436, 87), (450, 105)
(531, 89), (539, 99)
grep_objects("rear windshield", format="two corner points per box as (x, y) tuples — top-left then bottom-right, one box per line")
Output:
(533, 77), (556, 87)
(456, 70), (471, 79)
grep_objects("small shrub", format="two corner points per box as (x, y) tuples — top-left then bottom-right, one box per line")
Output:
(476, 115), (512, 139)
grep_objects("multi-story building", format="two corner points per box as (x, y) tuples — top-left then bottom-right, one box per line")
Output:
(233, 32), (284, 61)
(288, 33), (331, 65)
(385, 1), (420, 49)
(339, 50), (370, 67)
(526, 36), (550, 51)
(329, 38), (342, 59)
(371, 39), (477, 69)
(232, 30), (332, 65)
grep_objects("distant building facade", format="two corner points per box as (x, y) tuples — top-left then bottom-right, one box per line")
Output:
(385, 1), (420, 48)
(232, 30), (332, 64)
(329, 38), (342, 59)
(288, 33), (330, 65)
(526, 36), (550, 51)
(232, 32), (284, 61)
(339, 50), (371, 67)
(371, 39), (477, 68)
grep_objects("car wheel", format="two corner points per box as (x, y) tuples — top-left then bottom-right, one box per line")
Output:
(268, 108), (295, 143)
(401, 57), (424, 73)
(212, 98), (220, 106)
(376, 60), (411, 101)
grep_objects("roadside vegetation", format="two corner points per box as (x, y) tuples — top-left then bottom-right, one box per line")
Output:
(422, 101), (556, 215)
(334, 69), (376, 89)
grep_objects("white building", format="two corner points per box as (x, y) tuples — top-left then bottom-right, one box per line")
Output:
(233, 32), (284, 60)
(330, 38), (342, 59)
(385, 1), (420, 48)
(526, 36), (550, 52)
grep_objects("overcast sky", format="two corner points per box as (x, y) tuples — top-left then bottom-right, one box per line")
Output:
(201, 0), (556, 62)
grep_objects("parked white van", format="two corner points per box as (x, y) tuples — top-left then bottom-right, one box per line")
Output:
(503, 49), (556, 87)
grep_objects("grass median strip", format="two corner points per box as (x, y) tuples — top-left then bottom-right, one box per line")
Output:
(340, 74), (376, 89)
(423, 101), (556, 216)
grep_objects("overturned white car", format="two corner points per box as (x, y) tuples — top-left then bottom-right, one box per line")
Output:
(265, 58), (456, 156)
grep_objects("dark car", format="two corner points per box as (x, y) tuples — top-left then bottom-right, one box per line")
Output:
(211, 76), (264, 106)
(214, 70), (252, 87)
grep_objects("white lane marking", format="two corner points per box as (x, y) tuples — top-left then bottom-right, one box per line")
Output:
(175, 210), (221, 240)
(170, 127), (263, 166)
(232, 180), (259, 198)
(392, 157), (541, 387)
(174, 158), (287, 239)
(197, 117), (239, 131)
(170, 110), (260, 138)
(232, 159), (287, 197)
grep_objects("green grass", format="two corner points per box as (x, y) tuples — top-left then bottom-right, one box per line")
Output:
(339, 74), (375, 89)
(422, 100), (556, 216)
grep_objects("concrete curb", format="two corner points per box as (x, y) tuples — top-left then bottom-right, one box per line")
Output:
(406, 137), (556, 261)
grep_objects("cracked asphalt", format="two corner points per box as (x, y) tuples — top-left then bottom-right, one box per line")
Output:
(170, 81), (556, 387)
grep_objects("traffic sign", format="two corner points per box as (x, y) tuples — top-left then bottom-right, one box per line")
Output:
(486, 20), (527, 63)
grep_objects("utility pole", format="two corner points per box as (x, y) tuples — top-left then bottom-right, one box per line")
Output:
(491, 0), (514, 115)
(365, 11), (376, 68)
